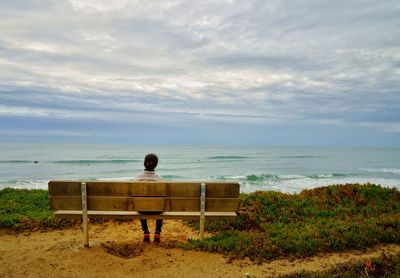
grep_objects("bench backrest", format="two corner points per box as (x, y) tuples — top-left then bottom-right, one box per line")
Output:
(48, 181), (240, 212)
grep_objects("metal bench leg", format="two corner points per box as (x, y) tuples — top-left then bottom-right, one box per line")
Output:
(199, 216), (205, 240)
(81, 182), (89, 247)
(200, 183), (206, 240)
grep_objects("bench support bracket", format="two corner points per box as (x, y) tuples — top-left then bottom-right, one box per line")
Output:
(81, 181), (89, 247)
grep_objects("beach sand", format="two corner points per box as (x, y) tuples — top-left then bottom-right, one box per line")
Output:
(1, 220), (399, 277)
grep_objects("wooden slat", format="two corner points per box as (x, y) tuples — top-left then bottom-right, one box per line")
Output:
(128, 197), (239, 212)
(167, 182), (239, 197)
(54, 210), (237, 220)
(55, 210), (140, 216)
(128, 197), (166, 211)
(86, 181), (168, 196)
(167, 197), (199, 211)
(167, 183), (200, 197)
(86, 182), (129, 196)
(48, 180), (240, 198)
(206, 198), (240, 212)
(48, 181), (81, 196)
(128, 182), (168, 196)
(50, 196), (129, 211)
(50, 196), (239, 212)
(50, 196), (82, 210)
(86, 181), (239, 197)
(169, 197), (239, 212)
(88, 197), (128, 211)
(205, 183), (240, 198)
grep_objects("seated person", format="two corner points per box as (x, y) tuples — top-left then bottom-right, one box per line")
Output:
(134, 153), (163, 242)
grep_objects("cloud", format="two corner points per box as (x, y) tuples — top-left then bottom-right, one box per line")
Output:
(0, 0), (399, 144)
(0, 128), (98, 137)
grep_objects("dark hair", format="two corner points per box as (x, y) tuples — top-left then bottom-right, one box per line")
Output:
(144, 153), (158, 171)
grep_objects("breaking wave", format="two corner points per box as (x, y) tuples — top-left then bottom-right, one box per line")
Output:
(361, 168), (400, 174)
(243, 173), (356, 182)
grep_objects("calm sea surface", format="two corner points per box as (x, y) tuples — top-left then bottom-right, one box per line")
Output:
(0, 143), (399, 193)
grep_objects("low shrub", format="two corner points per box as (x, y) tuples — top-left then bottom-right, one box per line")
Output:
(181, 184), (400, 261)
(0, 188), (74, 230)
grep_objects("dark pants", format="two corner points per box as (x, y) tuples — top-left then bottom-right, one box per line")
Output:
(140, 219), (163, 234)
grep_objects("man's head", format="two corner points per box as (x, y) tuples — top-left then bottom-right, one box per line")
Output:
(144, 153), (158, 171)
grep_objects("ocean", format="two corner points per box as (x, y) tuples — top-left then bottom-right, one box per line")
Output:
(0, 143), (399, 193)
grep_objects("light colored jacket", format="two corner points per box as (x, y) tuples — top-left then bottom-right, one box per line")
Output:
(134, 170), (162, 181)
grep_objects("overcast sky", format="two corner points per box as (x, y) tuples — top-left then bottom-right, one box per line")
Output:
(0, 0), (399, 145)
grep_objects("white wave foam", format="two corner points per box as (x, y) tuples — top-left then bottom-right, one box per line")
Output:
(0, 179), (49, 190)
(279, 174), (306, 179)
(2, 176), (400, 195)
(221, 175), (248, 180)
(361, 168), (400, 174)
(240, 177), (400, 194)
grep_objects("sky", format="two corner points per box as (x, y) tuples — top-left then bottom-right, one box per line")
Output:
(0, 0), (399, 146)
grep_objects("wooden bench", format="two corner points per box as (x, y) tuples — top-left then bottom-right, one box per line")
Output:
(48, 180), (240, 246)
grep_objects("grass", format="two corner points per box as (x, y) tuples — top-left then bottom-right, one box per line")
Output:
(283, 252), (400, 278)
(179, 183), (400, 262)
(0, 188), (73, 230)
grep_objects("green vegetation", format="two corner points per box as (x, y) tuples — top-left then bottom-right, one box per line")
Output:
(180, 183), (400, 262)
(0, 188), (72, 230)
(1, 183), (399, 266)
(283, 252), (400, 278)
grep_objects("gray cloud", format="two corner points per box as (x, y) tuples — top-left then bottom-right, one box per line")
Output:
(0, 0), (399, 144)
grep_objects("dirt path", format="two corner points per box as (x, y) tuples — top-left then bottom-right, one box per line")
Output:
(0, 220), (399, 277)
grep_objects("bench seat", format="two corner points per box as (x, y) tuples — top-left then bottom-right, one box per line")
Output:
(49, 180), (240, 246)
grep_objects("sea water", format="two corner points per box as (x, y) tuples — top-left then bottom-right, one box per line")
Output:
(0, 143), (399, 193)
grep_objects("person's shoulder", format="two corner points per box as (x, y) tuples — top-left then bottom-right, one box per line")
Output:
(134, 172), (146, 180)
(149, 172), (163, 181)
(153, 174), (163, 180)
(150, 171), (162, 180)
(134, 171), (163, 181)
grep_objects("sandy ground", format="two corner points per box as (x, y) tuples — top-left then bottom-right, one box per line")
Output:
(0, 220), (399, 278)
